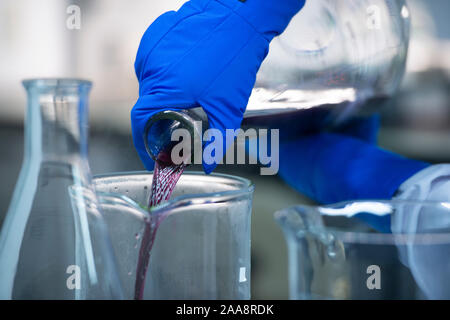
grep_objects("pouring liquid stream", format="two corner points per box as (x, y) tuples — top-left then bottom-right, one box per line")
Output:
(134, 152), (186, 300)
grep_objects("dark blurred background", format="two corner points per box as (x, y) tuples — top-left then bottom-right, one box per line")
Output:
(0, 0), (449, 299)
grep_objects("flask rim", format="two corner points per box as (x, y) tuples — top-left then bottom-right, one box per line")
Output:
(22, 78), (92, 89)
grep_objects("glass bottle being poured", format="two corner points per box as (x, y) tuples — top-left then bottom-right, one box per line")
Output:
(0, 79), (123, 299)
(142, 0), (411, 163)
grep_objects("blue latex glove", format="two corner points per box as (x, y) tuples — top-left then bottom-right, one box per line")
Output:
(131, 0), (306, 173)
(278, 116), (430, 232)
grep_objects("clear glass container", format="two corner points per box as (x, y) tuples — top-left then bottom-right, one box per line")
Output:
(143, 0), (411, 160)
(0, 79), (123, 299)
(250, 0), (411, 125)
(276, 200), (450, 300)
(93, 171), (254, 300)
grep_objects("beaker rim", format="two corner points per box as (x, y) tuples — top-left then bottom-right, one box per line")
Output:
(94, 170), (254, 214)
(22, 78), (92, 89)
(275, 199), (450, 245)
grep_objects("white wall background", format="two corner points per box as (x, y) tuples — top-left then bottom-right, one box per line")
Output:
(0, 0), (184, 131)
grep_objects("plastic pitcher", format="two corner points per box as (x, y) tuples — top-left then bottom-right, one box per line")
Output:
(93, 171), (254, 300)
(276, 200), (450, 300)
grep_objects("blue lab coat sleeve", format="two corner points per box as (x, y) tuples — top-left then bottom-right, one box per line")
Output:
(278, 116), (430, 232)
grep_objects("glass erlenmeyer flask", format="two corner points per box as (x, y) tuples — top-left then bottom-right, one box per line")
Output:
(0, 79), (123, 299)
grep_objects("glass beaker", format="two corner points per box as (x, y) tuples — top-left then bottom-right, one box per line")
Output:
(0, 79), (123, 299)
(93, 171), (254, 300)
(275, 200), (450, 300)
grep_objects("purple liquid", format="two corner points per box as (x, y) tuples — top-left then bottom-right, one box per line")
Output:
(134, 153), (186, 300)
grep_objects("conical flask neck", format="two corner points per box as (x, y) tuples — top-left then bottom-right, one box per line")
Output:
(23, 79), (92, 164)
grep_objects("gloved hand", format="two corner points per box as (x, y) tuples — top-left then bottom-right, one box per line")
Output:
(278, 115), (430, 232)
(131, 0), (306, 173)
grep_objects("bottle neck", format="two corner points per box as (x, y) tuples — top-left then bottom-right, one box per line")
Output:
(24, 84), (90, 165)
(145, 110), (206, 165)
